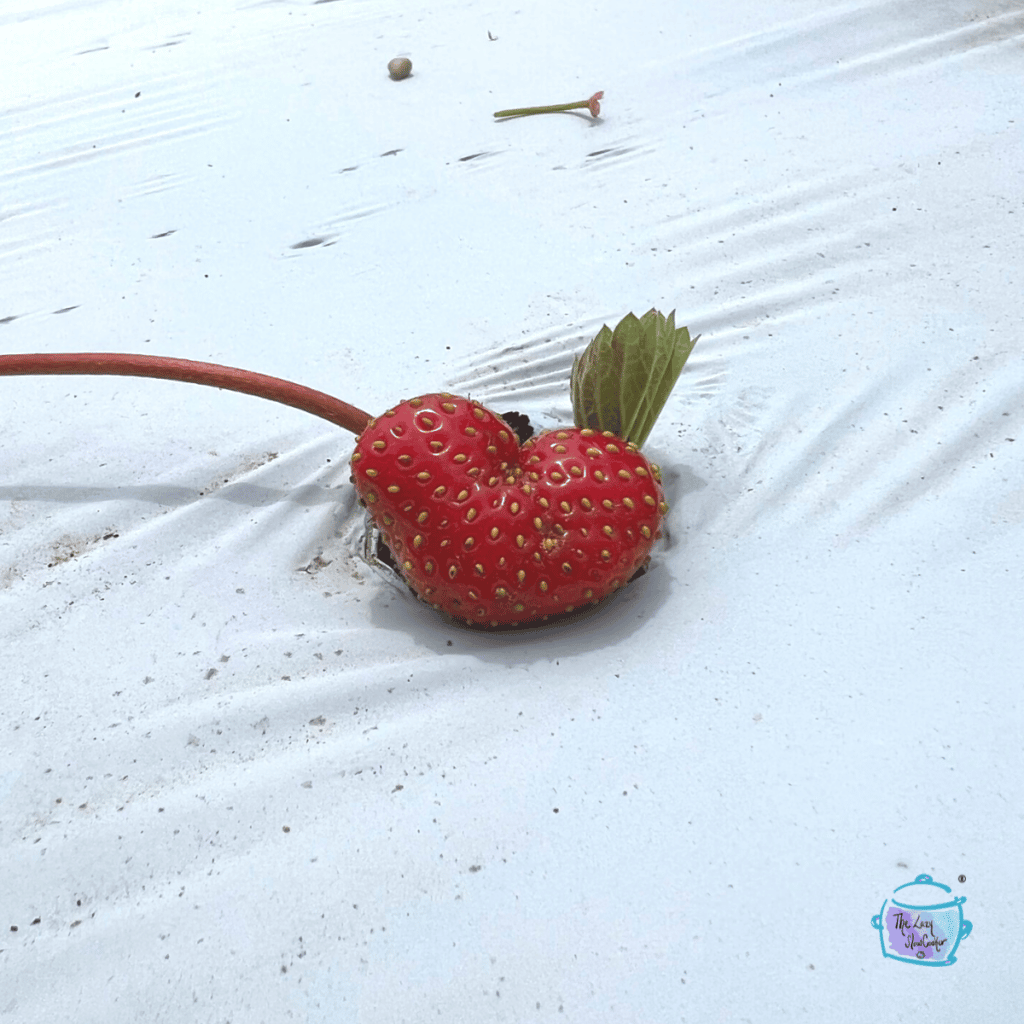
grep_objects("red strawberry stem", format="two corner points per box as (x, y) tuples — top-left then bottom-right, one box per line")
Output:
(0, 351), (372, 434)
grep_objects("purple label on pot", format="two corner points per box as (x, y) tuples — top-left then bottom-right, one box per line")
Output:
(884, 906), (951, 960)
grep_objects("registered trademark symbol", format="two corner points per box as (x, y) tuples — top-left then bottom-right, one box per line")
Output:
(958, 874), (966, 883)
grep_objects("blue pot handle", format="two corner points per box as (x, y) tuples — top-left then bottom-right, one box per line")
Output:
(871, 914), (882, 930)
(960, 919), (973, 940)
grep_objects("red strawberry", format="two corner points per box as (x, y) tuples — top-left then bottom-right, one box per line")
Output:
(350, 393), (668, 626)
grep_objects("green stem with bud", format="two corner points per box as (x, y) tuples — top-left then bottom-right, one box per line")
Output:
(494, 91), (603, 120)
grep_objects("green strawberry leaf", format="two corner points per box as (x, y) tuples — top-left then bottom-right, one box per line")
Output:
(570, 308), (697, 447)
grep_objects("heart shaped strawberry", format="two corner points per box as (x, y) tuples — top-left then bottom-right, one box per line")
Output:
(351, 393), (668, 625)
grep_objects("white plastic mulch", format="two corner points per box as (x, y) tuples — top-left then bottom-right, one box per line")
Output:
(2, 0), (1022, 1020)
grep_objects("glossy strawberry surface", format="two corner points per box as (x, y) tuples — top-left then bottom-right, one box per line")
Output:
(350, 393), (667, 626)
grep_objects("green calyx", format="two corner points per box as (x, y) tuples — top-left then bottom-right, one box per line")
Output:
(570, 308), (697, 448)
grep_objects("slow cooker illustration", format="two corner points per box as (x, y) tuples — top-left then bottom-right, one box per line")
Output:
(871, 874), (972, 966)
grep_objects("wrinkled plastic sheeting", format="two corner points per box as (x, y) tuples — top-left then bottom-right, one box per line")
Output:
(1, 0), (1022, 1020)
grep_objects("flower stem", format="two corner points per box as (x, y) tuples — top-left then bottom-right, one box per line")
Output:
(494, 91), (603, 120)
(0, 352), (373, 435)
(494, 100), (586, 118)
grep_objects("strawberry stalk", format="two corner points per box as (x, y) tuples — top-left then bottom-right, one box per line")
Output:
(0, 352), (371, 434)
